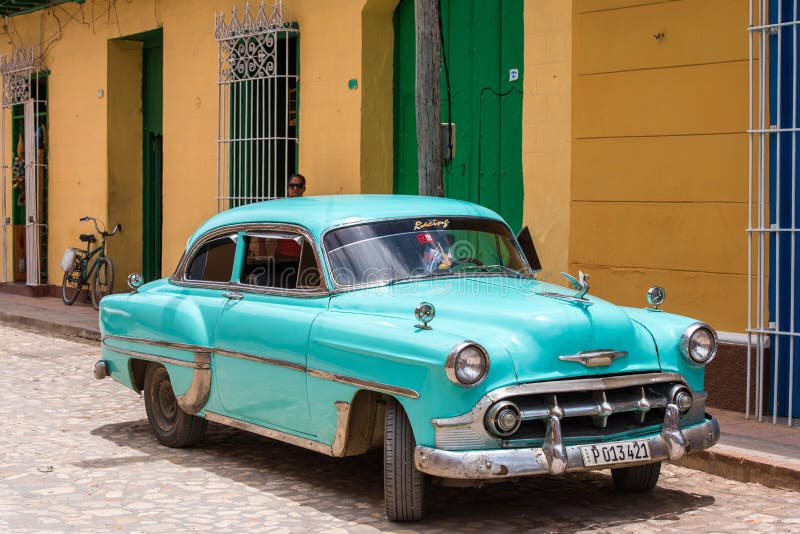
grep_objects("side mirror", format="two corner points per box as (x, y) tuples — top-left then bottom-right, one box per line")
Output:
(127, 272), (144, 293)
(516, 226), (542, 272)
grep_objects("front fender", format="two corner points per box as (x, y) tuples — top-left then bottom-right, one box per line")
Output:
(306, 310), (517, 447)
(623, 307), (706, 391)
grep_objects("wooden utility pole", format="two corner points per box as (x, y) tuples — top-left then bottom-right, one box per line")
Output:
(415, 0), (443, 196)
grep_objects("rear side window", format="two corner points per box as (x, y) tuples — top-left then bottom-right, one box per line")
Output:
(186, 234), (238, 282)
(240, 233), (321, 290)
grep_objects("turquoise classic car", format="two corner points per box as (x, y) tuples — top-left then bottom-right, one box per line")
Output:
(96, 194), (720, 521)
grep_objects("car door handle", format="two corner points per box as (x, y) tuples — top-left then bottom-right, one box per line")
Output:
(223, 291), (244, 300)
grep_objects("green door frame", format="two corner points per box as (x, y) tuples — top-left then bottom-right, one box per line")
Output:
(140, 29), (163, 282)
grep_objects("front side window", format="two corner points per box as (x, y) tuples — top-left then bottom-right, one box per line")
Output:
(239, 233), (321, 290)
(186, 234), (238, 282)
(323, 217), (532, 287)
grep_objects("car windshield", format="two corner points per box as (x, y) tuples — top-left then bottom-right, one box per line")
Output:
(323, 217), (533, 286)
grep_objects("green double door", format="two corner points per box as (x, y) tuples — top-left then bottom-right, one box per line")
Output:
(393, 0), (524, 231)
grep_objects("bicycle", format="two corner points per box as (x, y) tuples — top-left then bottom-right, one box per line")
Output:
(61, 216), (121, 309)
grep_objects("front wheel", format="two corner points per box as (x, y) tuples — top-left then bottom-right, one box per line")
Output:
(384, 397), (426, 521)
(611, 461), (662, 492)
(90, 257), (114, 309)
(143, 363), (207, 448)
(61, 264), (83, 305)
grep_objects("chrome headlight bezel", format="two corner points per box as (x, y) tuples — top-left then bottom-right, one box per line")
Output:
(445, 341), (490, 387)
(679, 322), (718, 366)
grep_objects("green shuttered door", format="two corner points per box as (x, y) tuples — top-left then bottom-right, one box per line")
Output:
(393, 0), (524, 231)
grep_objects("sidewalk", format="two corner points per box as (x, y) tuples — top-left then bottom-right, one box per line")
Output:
(0, 291), (100, 341)
(0, 291), (798, 491)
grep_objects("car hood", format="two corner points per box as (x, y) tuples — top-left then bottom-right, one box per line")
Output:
(328, 276), (661, 382)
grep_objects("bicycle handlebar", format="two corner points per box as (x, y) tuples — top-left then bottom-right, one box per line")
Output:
(79, 216), (121, 238)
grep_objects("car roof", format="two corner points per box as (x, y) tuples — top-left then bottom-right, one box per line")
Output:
(187, 194), (504, 248)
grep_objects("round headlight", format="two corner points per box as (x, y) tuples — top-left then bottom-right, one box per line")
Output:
(680, 323), (718, 366)
(446, 342), (490, 387)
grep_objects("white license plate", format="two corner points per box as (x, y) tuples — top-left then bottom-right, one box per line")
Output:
(580, 440), (651, 467)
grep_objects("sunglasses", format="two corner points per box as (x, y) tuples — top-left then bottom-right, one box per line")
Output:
(288, 183), (305, 189)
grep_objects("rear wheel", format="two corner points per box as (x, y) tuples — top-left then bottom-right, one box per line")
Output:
(91, 257), (114, 309)
(612, 461), (662, 492)
(384, 397), (426, 521)
(61, 264), (83, 305)
(143, 363), (207, 448)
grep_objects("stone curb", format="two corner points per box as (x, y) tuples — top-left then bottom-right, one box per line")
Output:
(0, 311), (100, 342)
(675, 443), (800, 492)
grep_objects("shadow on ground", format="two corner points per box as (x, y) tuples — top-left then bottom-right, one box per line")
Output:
(91, 419), (715, 532)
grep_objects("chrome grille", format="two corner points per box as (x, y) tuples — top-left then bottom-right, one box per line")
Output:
(504, 382), (698, 445)
(432, 373), (707, 451)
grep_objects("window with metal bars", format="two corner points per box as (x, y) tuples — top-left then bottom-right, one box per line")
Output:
(215, 1), (299, 211)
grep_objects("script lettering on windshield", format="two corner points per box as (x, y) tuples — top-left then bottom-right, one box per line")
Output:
(414, 219), (450, 231)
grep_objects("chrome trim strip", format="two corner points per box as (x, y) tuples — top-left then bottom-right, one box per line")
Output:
(331, 401), (352, 457)
(307, 368), (420, 399)
(558, 350), (628, 367)
(175, 351), (212, 414)
(103, 335), (416, 398)
(537, 291), (592, 306)
(214, 347), (306, 373)
(486, 372), (688, 402)
(102, 343), (201, 369)
(205, 411), (334, 456)
(103, 335), (209, 355)
(415, 414), (720, 480)
(103, 335), (307, 373)
(101, 343), (211, 413)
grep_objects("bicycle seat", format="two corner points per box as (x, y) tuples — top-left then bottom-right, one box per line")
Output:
(79, 234), (96, 243)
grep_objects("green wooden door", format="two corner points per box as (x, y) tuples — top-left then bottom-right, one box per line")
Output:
(393, 0), (524, 231)
(142, 31), (163, 282)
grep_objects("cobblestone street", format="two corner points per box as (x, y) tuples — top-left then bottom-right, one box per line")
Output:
(1, 324), (799, 533)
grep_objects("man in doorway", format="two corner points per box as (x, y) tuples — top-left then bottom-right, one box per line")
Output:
(287, 173), (306, 198)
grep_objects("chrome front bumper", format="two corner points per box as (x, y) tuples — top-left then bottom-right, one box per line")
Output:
(415, 405), (720, 480)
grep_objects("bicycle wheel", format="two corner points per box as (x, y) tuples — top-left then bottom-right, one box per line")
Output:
(91, 257), (115, 309)
(61, 264), (83, 305)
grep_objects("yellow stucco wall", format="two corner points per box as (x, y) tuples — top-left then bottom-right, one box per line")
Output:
(571, 0), (751, 332)
(522, 0), (572, 283)
(0, 0), (375, 285)
(0, 0), (573, 292)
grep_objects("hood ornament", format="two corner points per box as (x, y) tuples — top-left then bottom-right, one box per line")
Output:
(537, 271), (592, 307)
(561, 271), (590, 299)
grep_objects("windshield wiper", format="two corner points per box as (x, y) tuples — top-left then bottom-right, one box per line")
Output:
(385, 271), (453, 286)
(457, 264), (527, 278)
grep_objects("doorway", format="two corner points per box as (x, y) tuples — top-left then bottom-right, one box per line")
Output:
(141, 31), (163, 282)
